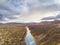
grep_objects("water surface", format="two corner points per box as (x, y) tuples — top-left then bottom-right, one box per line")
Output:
(25, 26), (37, 45)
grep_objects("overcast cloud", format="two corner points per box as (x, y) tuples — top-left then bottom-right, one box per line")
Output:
(0, 0), (60, 23)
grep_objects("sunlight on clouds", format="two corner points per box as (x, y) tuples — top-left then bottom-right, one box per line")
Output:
(0, 0), (60, 23)
(44, 11), (59, 17)
(4, 18), (9, 21)
(1, 11), (60, 23)
(13, 15), (21, 18)
(55, 0), (60, 4)
(15, 11), (58, 23)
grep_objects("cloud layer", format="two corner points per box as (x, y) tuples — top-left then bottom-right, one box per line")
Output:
(41, 13), (60, 20)
(0, 0), (60, 23)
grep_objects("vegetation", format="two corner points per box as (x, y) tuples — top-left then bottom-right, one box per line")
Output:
(0, 22), (60, 45)
(0, 24), (26, 45)
(28, 24), (60, 45)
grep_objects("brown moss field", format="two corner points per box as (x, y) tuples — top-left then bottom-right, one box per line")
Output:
(0, 23), (60, 45)
(28, 24), (60, 45)
(0, 24), (26, 45)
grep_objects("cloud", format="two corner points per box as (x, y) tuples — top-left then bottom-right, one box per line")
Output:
(41, 13), (60, 20)
(40, 4), (60, 12)
(56, 14), (60, 18)
(55, 0), (60, 4)
(0, 14), (4, 21)
(0, 0), (60, 23)
(41, 16), (55, 20)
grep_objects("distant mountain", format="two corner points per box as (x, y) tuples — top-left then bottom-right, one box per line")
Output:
(51, 20), (60, 24)
(0, 20), (60, 25)
(40, 20), (60, 24)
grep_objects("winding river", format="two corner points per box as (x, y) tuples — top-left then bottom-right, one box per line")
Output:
(25, 26), (37, 45)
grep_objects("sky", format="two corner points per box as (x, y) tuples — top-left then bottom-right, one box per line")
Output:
(0, 0), (60, 23)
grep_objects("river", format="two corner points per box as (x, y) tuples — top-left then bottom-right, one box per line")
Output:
(25, 26), (37, 45)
